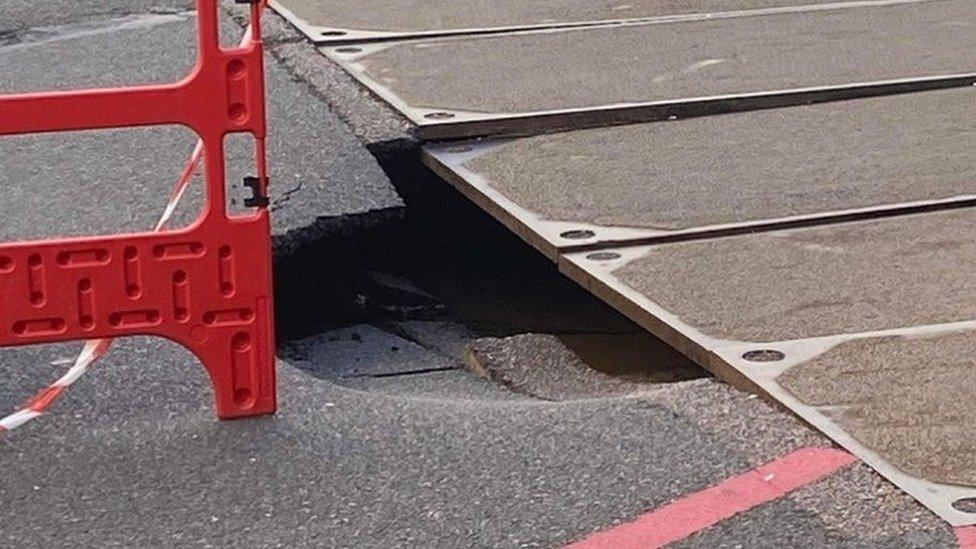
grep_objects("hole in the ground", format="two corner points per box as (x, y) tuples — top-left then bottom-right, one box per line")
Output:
(558, 333), (704, 384)
(274, 153), (709, 385)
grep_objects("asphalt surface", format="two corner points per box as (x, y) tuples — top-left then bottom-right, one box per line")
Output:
(0, 5), (401, 252)
(0, 1), (964, 547)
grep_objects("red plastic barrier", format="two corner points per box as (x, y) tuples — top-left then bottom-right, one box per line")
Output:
(0, 0), (276, 419)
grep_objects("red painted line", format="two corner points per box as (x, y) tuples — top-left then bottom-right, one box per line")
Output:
(566, 447), (856, 549)
(956, 526), (976, 548)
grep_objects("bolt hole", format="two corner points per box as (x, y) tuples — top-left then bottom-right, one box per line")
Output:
(126, 284), (141, 296)
(30, 291), (44, 304)
(78, 278), (92, 292)
(424, 112), (456, 120)
(953, 498), (976, 514)
(221, 282), (234, 295)
(228, 103), (247, 123)
(173, 270), (187, 284)
(335, 47), (361, 54)
(320, 30), (346, 37)
(80, 315), (94, 329)
(233, 388), (254, 407)
(227, 59), (246, 79)
(742, 349), (786, 363)
(0, 257), (14, 271)
(219, 246), (232, 259)
(28, 254), (42, 267)
(123, 247), (138, 260)
(232, 332), (252, 351)
(560, 230), (596, 240)
(586, 252), (621, 261)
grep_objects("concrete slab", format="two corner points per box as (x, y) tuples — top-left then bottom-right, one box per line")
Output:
(425, 87), (976, 259)
(778, 331), (976, 488)
(0, 11), (401, 251)
(272, 0), (853, 43)
(566, 209), (976, 344)
(559, 209), (976, 524)
(325, 0), (976, 139)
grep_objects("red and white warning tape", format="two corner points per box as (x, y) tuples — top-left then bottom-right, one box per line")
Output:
(0, 140), (204, 434)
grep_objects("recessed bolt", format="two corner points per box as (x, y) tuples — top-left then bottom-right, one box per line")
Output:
(953, 498), (976, 513)
(560, 230), (595, 240)
(587, 252), (621, 261)
(742, 349), (785, 362)
(424, 112), (456, 120)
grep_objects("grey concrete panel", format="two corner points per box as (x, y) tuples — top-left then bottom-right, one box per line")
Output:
(326, 0), (976, 138)
(560, 210), (976, 524)
(425, 87), (976, 258)
(604, 210), (976, 343)
(779, 332), (976, 488)
(273, 0), (852, 43)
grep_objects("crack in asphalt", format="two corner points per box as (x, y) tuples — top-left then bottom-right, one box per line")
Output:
(269, 180), (305, 213)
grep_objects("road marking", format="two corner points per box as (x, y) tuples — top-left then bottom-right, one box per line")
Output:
(956, 526), (976, 548)
(566, 447), (856, 549)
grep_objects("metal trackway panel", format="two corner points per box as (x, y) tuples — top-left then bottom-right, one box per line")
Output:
(271, 0), (857, 43)
(424, 87), (976, 259)
(324, 0), (976, 139)
(559, 208), (976, 525)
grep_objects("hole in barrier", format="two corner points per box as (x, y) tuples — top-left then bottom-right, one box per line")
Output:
(0, 126), (205, 241)
(218, 6), (247, 49)
(1, 13), (197, 95)
(223, 133), (266, 218)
